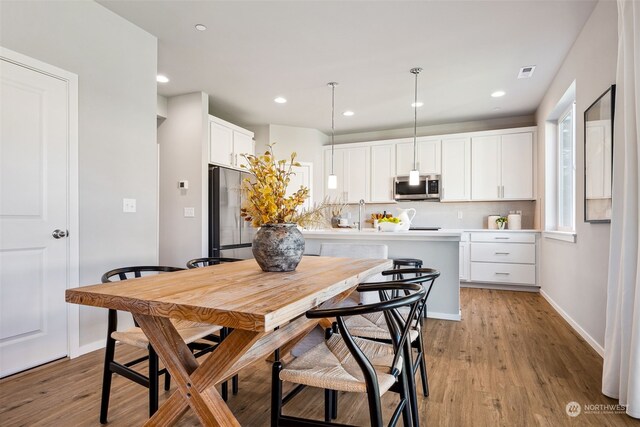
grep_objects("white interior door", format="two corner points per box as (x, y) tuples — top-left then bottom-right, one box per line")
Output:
(286, 162), (313, 211)
(0, 56), (70, 377)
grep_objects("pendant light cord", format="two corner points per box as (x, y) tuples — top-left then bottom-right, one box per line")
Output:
(411, 68), (421, 171)
(331, 83), (335, 175)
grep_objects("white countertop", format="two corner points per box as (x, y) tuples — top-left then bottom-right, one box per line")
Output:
(450, 228), (541, 233)
(301, 228), (541, 242)
(301, 228), (462, 241)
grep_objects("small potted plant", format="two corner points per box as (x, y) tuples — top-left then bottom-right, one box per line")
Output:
(495, 216), (508, 230)
(240, 144), (328, 272)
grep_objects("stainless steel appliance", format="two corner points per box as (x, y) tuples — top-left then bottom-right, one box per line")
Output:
(393, 174), (441, 201)
(209, 165), (255, 259)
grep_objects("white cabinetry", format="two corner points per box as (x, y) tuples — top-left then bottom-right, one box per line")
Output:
(471, 132), (533, 200)
(469, 232), (537, 286)
(370, 144), (396, 203)
(208, 115), (254, 169)
(459, 232), (470, 281)
(441, 137), (471, 201)
(324, 147), (370, 203)
(396, 139), (441, 176)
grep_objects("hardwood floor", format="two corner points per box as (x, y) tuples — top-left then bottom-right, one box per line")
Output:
(1, 288), (637, 426)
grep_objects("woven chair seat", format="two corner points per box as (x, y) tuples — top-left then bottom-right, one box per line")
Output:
(279, 334), (402, 395)
(344, 309), (419, 341)
(111, 319), (222, 349)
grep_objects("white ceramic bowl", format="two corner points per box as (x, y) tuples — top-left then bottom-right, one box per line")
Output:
(378, 221), (404, 232)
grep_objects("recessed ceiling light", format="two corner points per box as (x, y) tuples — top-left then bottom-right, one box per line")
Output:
(274, 97), (287, 104)
(156, 75), (169, 83)
(491, 90), (506, 98)
(494, 107), (501, 111)
(411, 102), (424, 108)
(343, 111), (354, 116)
(195, 24), (207, 31)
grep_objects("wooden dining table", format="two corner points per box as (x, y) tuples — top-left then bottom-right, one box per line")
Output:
(65, 255), (392, 426)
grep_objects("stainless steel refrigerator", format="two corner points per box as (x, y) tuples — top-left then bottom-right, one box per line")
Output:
(209, 165), (256, 259)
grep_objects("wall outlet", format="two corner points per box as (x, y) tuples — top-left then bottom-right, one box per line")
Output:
(123, 198), (136, 213)
(184, 207), (195, 218)
(457, 211), (463, 220)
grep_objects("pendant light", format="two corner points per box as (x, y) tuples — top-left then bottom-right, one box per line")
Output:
(327, 82), (338, 189)
(409, 67), (422, 186)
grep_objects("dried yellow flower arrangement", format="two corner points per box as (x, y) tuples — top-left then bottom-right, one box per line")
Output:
(240, 144), (328, 228)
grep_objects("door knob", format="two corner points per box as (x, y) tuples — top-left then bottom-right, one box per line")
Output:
(52, 229), (68, 239)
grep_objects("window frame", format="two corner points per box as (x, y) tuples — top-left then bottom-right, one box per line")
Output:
(556, 102), (576, 232)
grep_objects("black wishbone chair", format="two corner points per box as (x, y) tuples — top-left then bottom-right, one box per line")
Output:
(186, 256), (242, 399)
(344, 268), (440, 397)
(185, 256), (243, 268)
(99, 266), (222, 424)
(271, 281), (426, 427)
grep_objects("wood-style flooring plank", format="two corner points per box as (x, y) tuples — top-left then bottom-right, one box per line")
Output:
(2, 289), (638, 426)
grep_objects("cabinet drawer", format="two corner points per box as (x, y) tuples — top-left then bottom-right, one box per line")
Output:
(470, 243), (535, 264)
(470, 232), (535, 243)
(470, 262), (536, 285)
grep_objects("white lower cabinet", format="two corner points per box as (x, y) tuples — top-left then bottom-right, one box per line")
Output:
(468, 232), (537, 286)
(470, 262), (536, 285)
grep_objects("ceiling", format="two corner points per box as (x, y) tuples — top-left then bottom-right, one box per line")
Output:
(98, 0), (597, 135)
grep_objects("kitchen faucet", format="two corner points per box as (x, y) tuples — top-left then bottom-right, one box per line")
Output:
(358, 199), (365, 230)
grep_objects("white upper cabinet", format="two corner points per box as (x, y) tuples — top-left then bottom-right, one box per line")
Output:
(320, 127), (534, 204)
(324, 148), (344, 201)
(324, 146), (370, 203)
(343, 147), (370, 203)
(232, 131), (254, 168)
(370, 144), (396, 203)
(471, 135), (501, 199)
(501, 132), (533, 199)
(208, 115), (254, 169)
(441, 137), (471, 201)
(209, 121), (234, 167)
(471, 131), (533, 200)
(396, 139), (441, 176)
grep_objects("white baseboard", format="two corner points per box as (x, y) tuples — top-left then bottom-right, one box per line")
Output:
(540, 290), (604, 357)
(74, 340), (105, 358)
(427, 310), (462, 321)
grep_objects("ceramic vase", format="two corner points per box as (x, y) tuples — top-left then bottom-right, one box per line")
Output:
(252, 223), (305, 272)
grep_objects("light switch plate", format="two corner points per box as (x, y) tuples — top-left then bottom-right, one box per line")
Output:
(123, 198), (136, 213)
(184, 207), (195, 218)
(457, 211), (463, 219)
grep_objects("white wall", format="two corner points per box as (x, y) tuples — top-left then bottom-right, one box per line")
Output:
(535, 0), (617, 353)
(158, 93), (209, 266)
(0, 0), (159, 348)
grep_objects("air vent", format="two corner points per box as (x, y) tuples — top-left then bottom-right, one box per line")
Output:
(518, 65), (536, 79)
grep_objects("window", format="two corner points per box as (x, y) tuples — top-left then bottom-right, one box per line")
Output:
(557, 103), (575, 231)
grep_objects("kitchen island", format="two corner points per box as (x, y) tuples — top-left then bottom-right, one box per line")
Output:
(302, 229), (462, 321)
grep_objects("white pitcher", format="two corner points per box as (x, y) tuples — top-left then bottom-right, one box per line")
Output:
(396, 208), (416, 231)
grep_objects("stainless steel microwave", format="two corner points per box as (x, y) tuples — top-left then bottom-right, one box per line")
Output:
(393, 174), (441, 201)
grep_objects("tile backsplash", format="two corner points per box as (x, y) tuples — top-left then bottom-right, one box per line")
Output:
(339, 200), (536, 230)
